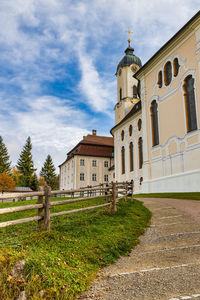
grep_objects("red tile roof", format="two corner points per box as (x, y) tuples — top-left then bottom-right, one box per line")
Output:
(59, 134), (114, 167)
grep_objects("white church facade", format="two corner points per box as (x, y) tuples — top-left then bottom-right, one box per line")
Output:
(111, 11), (200, 193)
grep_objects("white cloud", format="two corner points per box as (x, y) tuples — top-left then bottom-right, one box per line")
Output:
(0, 0), (199, 174)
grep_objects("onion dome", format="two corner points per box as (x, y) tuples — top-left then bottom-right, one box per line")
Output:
(116, 44), (142, 74)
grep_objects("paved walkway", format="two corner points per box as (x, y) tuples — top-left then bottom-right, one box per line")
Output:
(80, 198), (200, 300)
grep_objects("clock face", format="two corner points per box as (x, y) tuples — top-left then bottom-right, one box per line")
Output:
(131, 65), (138, 73)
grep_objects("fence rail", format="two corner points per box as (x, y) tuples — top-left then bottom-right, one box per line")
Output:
(0, 181), (134, 230)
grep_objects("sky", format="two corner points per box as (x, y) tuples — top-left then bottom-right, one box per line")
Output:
(0, 0), (199, 174)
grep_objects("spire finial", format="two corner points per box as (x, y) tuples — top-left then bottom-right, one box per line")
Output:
(126, 29), (133, 46)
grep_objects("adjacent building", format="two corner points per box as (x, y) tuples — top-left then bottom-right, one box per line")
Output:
(111, 11), (200, 193)
(59, 130), (114, 190)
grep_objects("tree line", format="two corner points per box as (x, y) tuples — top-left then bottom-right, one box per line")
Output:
(0, 136), (59, 193)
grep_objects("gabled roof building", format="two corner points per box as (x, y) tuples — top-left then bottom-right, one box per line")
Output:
(59, 130), (114, 190)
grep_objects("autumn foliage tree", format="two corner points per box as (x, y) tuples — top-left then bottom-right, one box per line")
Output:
(0, 172), (16, 193)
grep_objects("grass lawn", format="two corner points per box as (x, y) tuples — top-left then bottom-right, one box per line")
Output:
(0, 196), (151, 300)
(134, 192), (200, 201)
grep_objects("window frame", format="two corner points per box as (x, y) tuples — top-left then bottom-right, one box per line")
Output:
(104, 161), (109, 168)
(80, 159), (85, 166)
(92, 160), (97, 167)
(92, 173), (97, 181)
(150, 100), (159, 146)
(80, 173), (85, 181)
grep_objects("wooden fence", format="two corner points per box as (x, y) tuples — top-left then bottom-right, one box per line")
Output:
(0, 181), (134, 231)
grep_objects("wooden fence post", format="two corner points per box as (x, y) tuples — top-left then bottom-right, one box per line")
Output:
(131, 180), (134, 201)
(125, 181), (128, 201)
(44, 186), (51, 231)
(112, 182), (117, 212)
(37, 186), (44, 231)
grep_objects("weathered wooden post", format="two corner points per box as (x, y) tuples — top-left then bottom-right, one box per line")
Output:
(37, 186), (44, 231)
(112, 182), (117, 212)
(131, 180), (134, 201)
(44, 185), (51, 231)
(125, 181), (128, 201)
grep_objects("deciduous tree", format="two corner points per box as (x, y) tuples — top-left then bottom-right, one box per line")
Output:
(0, 136), (11, 174)
(0, 172), (16, 193)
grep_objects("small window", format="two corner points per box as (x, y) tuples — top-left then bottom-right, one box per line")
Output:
(173, 58), (180, 77)
(164, 61), (172, 86)
(138, 119), (142, 131)
(104, 174), (108, 182)
(80, 159), (85, 166)
(92, 173), (97, 181)
(92, 160), (97, 167)
(121, 130), (124, 141)
(129, 125), (133, 136)
(104, 161), (109, 168)
(140, 177), (143, 185)
(133, 85), (137, 98)
(157, 71), (162, 88)
(120, 88), (122, 100)
(80, 173), (84, 181)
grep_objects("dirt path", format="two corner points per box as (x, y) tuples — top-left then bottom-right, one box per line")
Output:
(80, 198), (200, 300)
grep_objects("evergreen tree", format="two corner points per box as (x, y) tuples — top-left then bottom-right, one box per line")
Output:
(30, 173), (38, 191)
(40, 155), (57, 189)
(0, 136), (11, 174)
(17, 137), (36, 187)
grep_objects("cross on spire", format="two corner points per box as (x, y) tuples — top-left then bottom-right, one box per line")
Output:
(126, 29), (133, 46)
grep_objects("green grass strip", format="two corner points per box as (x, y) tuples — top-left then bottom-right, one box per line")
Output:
(134, 192), (200, 200)
(0, 197), (151, 300)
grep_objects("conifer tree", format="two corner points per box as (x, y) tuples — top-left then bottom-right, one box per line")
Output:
(30, 173), (38, 191)
(40, 155), (57, 189)
(0, 136), (11, 174)
(17, 137), (36, 187)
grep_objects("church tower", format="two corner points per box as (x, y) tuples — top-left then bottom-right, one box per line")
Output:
(115, 38), (142, 125)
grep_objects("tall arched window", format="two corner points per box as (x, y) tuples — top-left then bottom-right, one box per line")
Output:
(129, 142), (134, 172)
(164, 61), (172, 86)
(133, 85), (137, 98)
(121, 146), (125, 174)
(183, 75), (197, 133)
(151, 100), (159, 146)
(120, 88), (122, 100)
(138, 137), (143, 169)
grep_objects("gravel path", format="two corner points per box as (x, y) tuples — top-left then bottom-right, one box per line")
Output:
(80, 198), (200, 300)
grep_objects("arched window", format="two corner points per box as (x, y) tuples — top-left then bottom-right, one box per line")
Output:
(121, 130), (124, 141)
(133, 85), (137, 98)
(157, 71), (163, 88)
(183, 75), (197, 133)
(138, 137), (143, 169)
(129, 142), (134, 172)
(129, 125), (132, 136)
(151, 100), (159, 146)
(164, 61), (172, 86)
(121, 146), (125, 174)
(120, 88), (122, 100)
(138, 119), (142, 131)
(173, 58), (180, 77)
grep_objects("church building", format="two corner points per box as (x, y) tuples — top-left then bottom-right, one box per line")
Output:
(111, 11), (200, 193)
